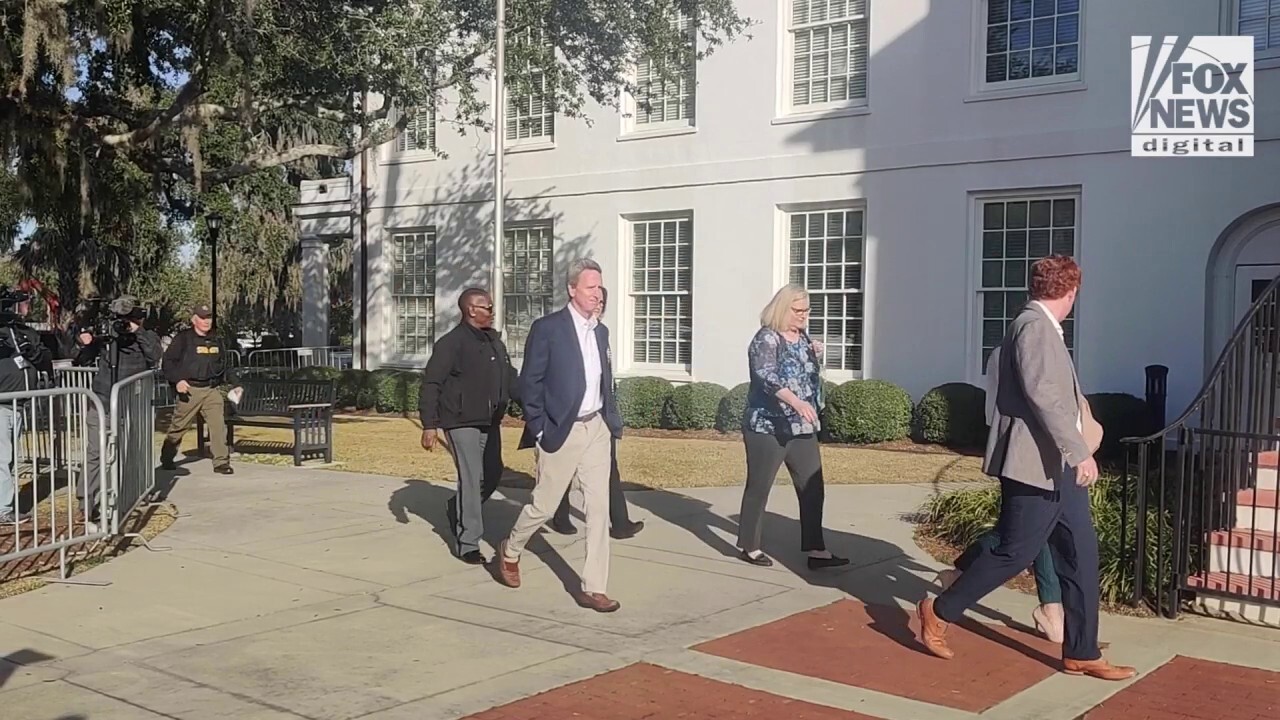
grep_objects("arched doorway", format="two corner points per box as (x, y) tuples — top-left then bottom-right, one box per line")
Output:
(1205, 204), (1280, 376)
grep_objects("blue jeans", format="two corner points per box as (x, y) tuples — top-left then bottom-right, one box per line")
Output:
(0, 405), (22, 515)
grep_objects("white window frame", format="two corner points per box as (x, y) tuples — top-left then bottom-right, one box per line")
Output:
(619, 212), (695, 379)
(388, 104), (436, 162)
(621, 12), (698, 139)
(969, 0), (1086, 101)
(502, 221), (556, 363)
(775, 201), (868, 382)
(778, 0), (871, 121)
(1226, 0), (1280, 66)
(388, 228), (438, 361)
(503, 28), (556, 151)
(967, 188), (1083, 384)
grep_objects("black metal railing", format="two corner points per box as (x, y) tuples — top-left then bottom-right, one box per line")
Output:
(1121, 273), (1280, 618)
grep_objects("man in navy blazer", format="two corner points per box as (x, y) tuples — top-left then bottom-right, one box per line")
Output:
(495, 258), (625, 612)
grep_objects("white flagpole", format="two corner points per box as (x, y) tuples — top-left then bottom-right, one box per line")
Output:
(492, 0), (506, 332)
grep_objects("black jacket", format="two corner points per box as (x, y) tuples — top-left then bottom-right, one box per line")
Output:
(162, 329), (235, 388)
(418, 322), (518, 430)
(0, 321), (53, 395)
(75, 329), (161, 397)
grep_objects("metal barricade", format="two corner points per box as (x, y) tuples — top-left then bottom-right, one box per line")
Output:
(247, 346), (350, 371)
(109, 370), (162, 542)
(0, 386), (110, 584)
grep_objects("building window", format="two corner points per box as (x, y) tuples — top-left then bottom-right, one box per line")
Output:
(787, 209), (864, 375)
(506, 29), (555, 144)
(503, 223), (555, 361)
(982, 0), (1080, 86)
(978, 195), (1078, 371)
(1237, 0), (1280, 52)
(633, 13), (697, 128)
(630, 217), (693, 367)
(395, 106), (435, 153)
(788, 0), (869, 110)
(391, 230), (437, 355)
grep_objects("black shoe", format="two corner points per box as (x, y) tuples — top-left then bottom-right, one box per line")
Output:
(214, 465), (234, 475)
(459, 550), (486, 565)
(807, 554), (850, 571)
(549, 518), (576, 535)
(738, 549), (773, 567)
(610, 520), (644, 540)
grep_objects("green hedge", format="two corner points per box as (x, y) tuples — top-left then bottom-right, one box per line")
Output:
(912, 382), (988, 448)
(823, 379), (912, 444)
(663, 382), (728, 430)
(1085, 392), (1158, 460)
(616, 376), (674, 428)
(370, 369), (421, 413)
(716, 382), (751, 432)
(920, 474), (1172, 606)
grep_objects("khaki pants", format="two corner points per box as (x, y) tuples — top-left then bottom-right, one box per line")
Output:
(505, 415), (613, 593)
(161, 386), (229, 468)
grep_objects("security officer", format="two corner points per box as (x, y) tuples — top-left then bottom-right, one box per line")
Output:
(160, 304), (239, 474)
(74, 296), (161, 528)
(0, 293), (53, 524)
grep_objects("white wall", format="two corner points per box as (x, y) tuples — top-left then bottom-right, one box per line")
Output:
(323, 0), (1279, 417)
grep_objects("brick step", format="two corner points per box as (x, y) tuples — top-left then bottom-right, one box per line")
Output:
(1261, 450), (1278, 469)
(1187, 572), (1280, 601)
(1209, 530), (1280, 579)
(1235, 488), (1278, 531)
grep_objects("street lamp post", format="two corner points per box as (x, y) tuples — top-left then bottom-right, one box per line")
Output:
(206, 213), (223, 328)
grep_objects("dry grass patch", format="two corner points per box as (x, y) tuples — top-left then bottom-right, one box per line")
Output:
(165, 416), (988, 488)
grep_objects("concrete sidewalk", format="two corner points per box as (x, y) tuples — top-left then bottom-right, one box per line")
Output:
(0, 461), (1276, 720)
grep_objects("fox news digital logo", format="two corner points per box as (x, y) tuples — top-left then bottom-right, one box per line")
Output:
(1131, 36), (1253, 157)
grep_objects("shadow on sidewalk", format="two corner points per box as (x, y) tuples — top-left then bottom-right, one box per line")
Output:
(627, 488), (1054, 669)
(386, 473), (586, 597)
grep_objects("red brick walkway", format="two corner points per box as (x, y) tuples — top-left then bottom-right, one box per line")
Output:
(1082, 656), (1279, 720)
(461, 663), (884, 720)
(693, 600), (1060, 712)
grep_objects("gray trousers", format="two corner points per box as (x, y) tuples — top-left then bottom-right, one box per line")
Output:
(80, 401), (109, 522)
(736, 431), (827, 554)
(446, 423), (504, 555)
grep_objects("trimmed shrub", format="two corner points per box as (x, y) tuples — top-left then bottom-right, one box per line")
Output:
(291, 366), (342, 382)
(823, 379), (912, 444)
(616, 376), (674, 428)
(371, 369), (421, 413)
(663, 382), (728, 430)
(506, 398), (524, 419)
(1085, 392), (1159, 461)
(920, 474), (1172, 606)
(716, 382), (751, 433)
(336, 369), (375, 409)
(912, 382), (988, 448)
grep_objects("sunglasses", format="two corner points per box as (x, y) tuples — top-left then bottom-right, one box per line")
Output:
(472, 304), (494, 312)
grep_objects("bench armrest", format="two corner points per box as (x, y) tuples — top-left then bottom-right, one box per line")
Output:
(288, 403), (333, 410)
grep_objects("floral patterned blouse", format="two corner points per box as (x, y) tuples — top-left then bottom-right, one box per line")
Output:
(744, 327), (823, 436)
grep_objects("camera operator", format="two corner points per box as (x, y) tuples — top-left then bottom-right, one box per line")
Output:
(160, 304), (239, 475)
(74, 296), (160, 528)
(0, 292), (52, 525)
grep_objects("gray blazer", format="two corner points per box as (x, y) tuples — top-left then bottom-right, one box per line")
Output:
(983, 305), (1091, 490)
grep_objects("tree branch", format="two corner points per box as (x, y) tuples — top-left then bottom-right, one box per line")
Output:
(100, 76), (204, 148)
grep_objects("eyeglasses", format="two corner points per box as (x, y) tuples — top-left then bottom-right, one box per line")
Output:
(792, 306), (811, 315)
(473, 304), (494, 313)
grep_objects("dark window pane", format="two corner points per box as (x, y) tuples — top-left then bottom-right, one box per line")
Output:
(1032, 47), (1055, 76)
(1011, 0), (1033, 21)
(1057, 0), (1079, 13)
(1033, 18), (1055, 47)
(1051, 228), (1075, 255)
(1010, 21), (1032, 50)
(987, 25), (1009, 54)
(1009, 51), (1031, 79)
(1006, 202), (1028, 228)
(982, 260), (1004, 288)
(1005, 260), (1027, 287)
(1052, 198), (1076, 226)
(1056, 13), (1078, 44)
(1034, 0), (1056, 17)
(983, 292), (1005, 318)
(988, 0), (1010, 24)
(1055, 44), (1078, 74)
(1029, 200), (1052, 228)
(983, 231), (1004, 259)
(983, 202), (1005, 230)
(1005, 230), (1028, 258)
(1028, 229), (1051, 257)
(986, 53), (1008, 82)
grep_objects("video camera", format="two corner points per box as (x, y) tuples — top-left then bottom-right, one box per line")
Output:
(76, 296), (149, 342)
(0, 287), (33, 323)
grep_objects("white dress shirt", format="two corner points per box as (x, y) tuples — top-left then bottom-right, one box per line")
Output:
(1029, 300), (1082, 433)
(569, 304), (604, 417)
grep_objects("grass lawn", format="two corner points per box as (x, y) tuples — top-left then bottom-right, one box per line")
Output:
(161, 415), (989, 489)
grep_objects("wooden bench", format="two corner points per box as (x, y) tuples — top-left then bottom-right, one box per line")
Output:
(196, 378), (335, 466)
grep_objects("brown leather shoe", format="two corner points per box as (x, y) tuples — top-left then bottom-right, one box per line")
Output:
(574, 592), (620, 613)
(916, 598), (955, 660)
(1063, 657), (1137, 681)
(496, 541), (520, 588)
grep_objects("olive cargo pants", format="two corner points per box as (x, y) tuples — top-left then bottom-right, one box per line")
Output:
(161, 386), (230, 468)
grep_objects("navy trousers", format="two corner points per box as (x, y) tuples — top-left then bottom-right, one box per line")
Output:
(934, 472), (1101, 661)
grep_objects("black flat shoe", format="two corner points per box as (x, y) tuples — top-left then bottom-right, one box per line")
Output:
(807, 554), (850, 570)
(549, 519), (576, 535)
(214, 465), (234, 475)
(459, 550), (486, 565)
(610, 520), (644, 540)
(738, 549), (773, 567)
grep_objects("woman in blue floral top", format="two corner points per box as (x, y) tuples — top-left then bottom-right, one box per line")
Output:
(736, 285), (849, 571)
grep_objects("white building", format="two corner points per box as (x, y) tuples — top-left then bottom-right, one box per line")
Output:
(295, 0), (1280, 417)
